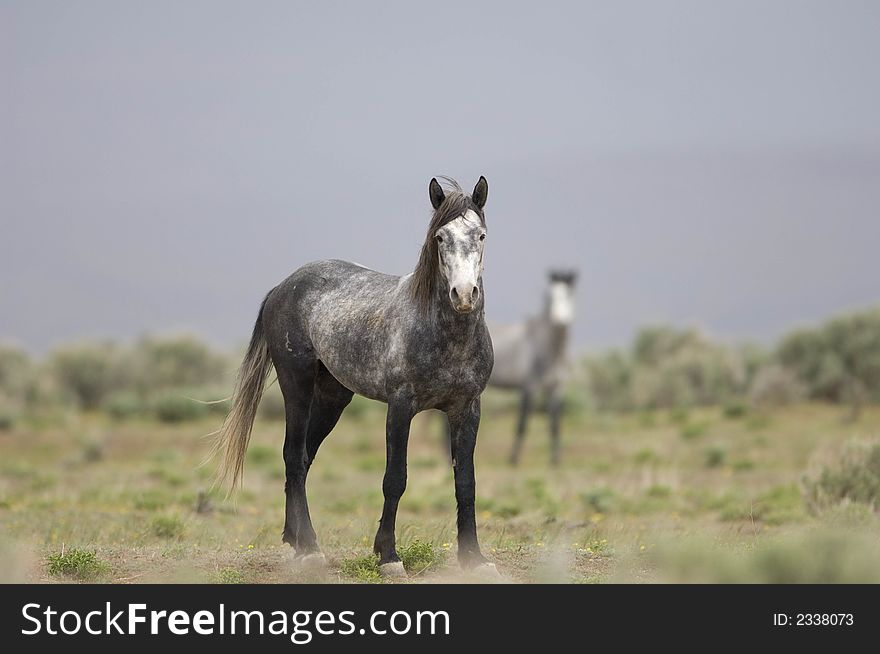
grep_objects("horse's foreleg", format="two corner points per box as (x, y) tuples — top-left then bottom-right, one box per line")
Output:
(373, 399), (413, 572)
(449, 398), (488, 569)
(509, 388), (533, 466)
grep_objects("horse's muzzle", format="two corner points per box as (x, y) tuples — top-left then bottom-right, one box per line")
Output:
(450, 285), (478, 313)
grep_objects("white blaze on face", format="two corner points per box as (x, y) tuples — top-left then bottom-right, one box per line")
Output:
(549, 281), (575, 325)
(437, 210), (486, 312)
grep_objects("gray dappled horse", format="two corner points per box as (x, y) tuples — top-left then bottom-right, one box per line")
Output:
(212, 177), (498, 577)
(490, 271), (576, 466)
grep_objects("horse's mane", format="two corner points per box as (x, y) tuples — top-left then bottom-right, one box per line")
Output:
(411, 177), (485, 312)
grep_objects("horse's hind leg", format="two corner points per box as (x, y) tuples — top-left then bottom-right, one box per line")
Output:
(548, 385), (563, 467)
(305, 363), (353, 465)
(509, 387), (533, 466)
(278, 358), (320, 556)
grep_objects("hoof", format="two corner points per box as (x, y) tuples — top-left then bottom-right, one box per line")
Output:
(293, 552), (327, 569)
(471, 562), (502, 580)
(379, 561), (407, 578)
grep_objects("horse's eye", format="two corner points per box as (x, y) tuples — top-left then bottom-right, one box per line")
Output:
(479, 234), (486, 241)
(435, 235), (443, 243)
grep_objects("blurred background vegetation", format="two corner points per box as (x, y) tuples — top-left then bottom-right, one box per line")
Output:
(1, 306), (879, 430)
(580, 306), (880, 418)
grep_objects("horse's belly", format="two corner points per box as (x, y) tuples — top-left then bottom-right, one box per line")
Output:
(316, 348), (388, 403)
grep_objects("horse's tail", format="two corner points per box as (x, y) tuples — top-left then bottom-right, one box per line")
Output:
(211, 293), (273, 492)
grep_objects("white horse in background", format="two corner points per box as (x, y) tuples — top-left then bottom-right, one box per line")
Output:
(489, 271), (577, 466)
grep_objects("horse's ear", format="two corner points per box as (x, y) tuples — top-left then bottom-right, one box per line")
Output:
(429, 178), (445, 210)
(472, 176), (488, 209)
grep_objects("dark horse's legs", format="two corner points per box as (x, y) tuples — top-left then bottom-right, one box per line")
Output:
(509, 387), (533, 466)
(305, 364), (353, 465)
(279, 360), (351, 555)
(548, 386), (563, 467)
(448, 398), (487, 568)
(279, 359), (317, 554)
(373, 398), (414, 566)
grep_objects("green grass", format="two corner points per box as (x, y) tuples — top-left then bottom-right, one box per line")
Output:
(732, 459), (756, 472)
(217, 567), (246, 584)
(152, 392), (207, 423)
(646, 485), (672, 498)
(47, 548), (109, 581)
(717, 484), (806, 526)
(804, 441), (880, 511)
(133, 489), (171, 511)
(340, 553), (381, 582)
(398, 539), (442, 573)
(579, 487), (617, 513)
(633, 448), (660, 464)
(723, 401), (748, 419)
(0, 409), (17, 431)
(680, 420), (709, 440)
(338, 541), (442, 579)
(704, 446), (726, 468)
(150, 515), (185, 539)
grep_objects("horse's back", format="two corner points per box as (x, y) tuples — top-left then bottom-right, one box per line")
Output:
(262, 259), (406, 400)
(284, 259), (398, 290)
(266, 259), (400, 315)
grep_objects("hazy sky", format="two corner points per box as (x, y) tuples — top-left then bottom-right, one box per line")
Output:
(3, 1), (879, 353)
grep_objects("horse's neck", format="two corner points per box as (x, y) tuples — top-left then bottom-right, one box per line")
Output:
(550, 323), (569, 359)
(427, 280), (485, 342)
